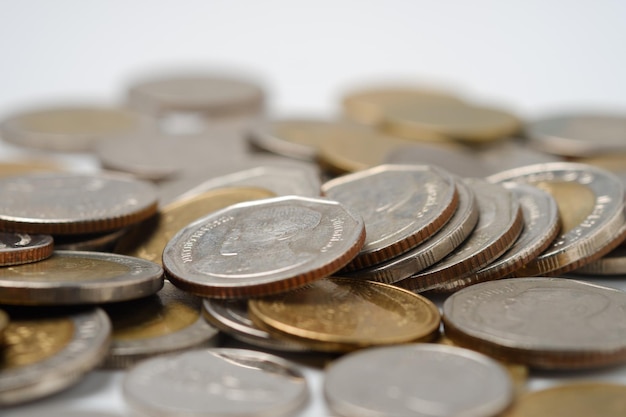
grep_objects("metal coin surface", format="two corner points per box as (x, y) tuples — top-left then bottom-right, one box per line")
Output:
(163, 196), (365, 298)
(248, 277), (440, 352)
(0, 160), (65, 177)
(322, 164), (458, 269)
(443, 277), (626, 369)
(53, 228), (128, 252)
(0, 309), (8, 336)
(0, 232), (54, 266)
(123, 348), (308, 417)
(324, 344), (513, 417)
(0, 173), (158, 235)
(575, 245), (626, 275)
(0, 307), (111, 405)
(102, 281), (219, 368)
(347, 178), (478, 283)
(488, 162), (626, 275)
(0, 250), (163, 305)
(398, 178), (523, 293)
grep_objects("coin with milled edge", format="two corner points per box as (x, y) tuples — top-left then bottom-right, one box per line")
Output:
(248, 277), (440, 352)
(0, 232), (54, 266)
(123, 348), (308, 417)
(397, 178), (523, 293)
(0, 250), (163, 305)
(443, 277), (626, 369)
(489, 162), (626, 275)
(0, 307), (111, 405)
(575, 244), (626, 275)
(0, 173), (158, 235)
(324, 344), (513, 417)
(323, 164), (458, 269)
(163, 196), (365, 298)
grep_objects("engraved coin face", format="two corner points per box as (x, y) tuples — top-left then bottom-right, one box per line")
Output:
(443, 277), (626, 369)
(123, 348), (308, 417)
(163, 196), (365, 298)
(324, 344), (513, 417)
(323, 164), (458, 269)
(248, 277), (440, 352)
(0, 232), (53, 266)
(0, 173), (158, 235)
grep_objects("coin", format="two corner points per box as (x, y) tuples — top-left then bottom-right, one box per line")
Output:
(322, 164), (458, 269)
(527, 113), (626, 157)
(248, 277), (440, 352)
(0, 173), (158, 235)
(0, 307), (111, 405)
(0, 250), (163, 305)
(163, 196), (365, 298)
(397, 178), (523, 293)
(346, 178), (478, 283)
(0, 309), (8, 336)
(488, 162), (626, 275)
(0, 160), (65, 177)
(0, 106), (148, 152)
(324, 344), (513, 417)
(503, 383), (626, 417)
(116, 187), (275, 264)
(53, 228), (128, 252)
(443, 277), (626, 369)
(0, 232), (54, 266)
(474, 138), (564, 174)
(101, 281), (219, 368)
(123, 348), (309, 417)
(574, 245), (626, 275)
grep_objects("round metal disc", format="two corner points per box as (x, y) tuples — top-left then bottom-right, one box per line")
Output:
(0, 232), (54, 266)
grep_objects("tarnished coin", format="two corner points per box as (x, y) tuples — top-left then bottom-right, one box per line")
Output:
(0, 106), (148, 151)
(123, 348), (309, 417)
(102, 281), (219, 368)
(163, 196), (365, 298)
(397, 178), (523, 293)
(248, 277), (440, 352)
(0, 251), (163, 305)
(0, 173), (158, 235)
(443, 277), (626, 369)
(527, 113), (626, 157)
(347, 178), (478, 283)
(0, 307), (111, 405)
(324, 344), (513, 417)
(575, 245), (626, 275)
(489, 162), (626, 275)
(504, 383), (626, 417)
(0, 232), (53, 266)
(322, 164), (458, 269)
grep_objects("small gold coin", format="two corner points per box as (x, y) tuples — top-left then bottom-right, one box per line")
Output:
(248, 276), (440, 352)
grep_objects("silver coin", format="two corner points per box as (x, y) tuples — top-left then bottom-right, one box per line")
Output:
(322, 164), (458, 269)
(488, 162), (626, 275)
(53, 228), (129, 252)
(475, 138), (564, 174)
(443, 277), (626, 369)
(201, 298), (309, 352)
(397, 178), (523, 293)
(0, 232), (53, 266)
(123, 348), (309, 417)
(0, 250), (163, 305)
(324, 343), (513, 417)
(575, 244), (626, 275)
(163, 196), (365, 298)
(0, 307), (111, 405)
(346, 178), (478, 283)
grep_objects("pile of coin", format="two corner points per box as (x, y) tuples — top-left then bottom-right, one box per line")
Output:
(1, 73), (626, 416)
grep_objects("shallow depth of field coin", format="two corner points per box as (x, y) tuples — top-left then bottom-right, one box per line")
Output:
(0, 232), (54, 266)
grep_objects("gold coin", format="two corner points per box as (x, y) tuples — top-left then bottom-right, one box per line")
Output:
(534, 181), (596, 234)
(116, 186), (275, 264)
(504, 383), (626, 417)
(248, 276), (440, 352)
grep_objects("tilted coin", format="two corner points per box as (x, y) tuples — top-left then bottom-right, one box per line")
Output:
(574, 245), (626, 275)
(443, 277), (626, 369)
(488, 162), (626, 275)
(248, 277), (440, 352)
(101, 281), (219, 368)
(0, 106), (149, 151)
(475, 138), (564, 174)
(163, 196), (365, 298)
(0, 251), (163, 305)
(116, 187), (275, 264)
(53, 228), (128, 252)
(0, 307), (111, 405)
(397, 178), (524, 293)
(0, 173), (158, 235)
(0, 232), (54, 266)
(322, 164), (459, 269)
(346, 178), (478, 283)
(123, 348), (309, 417)
(324, 344), (513, 417)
